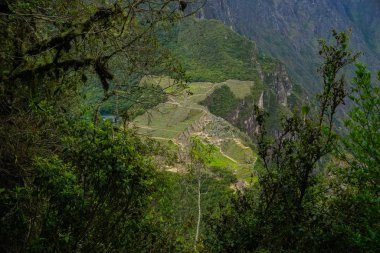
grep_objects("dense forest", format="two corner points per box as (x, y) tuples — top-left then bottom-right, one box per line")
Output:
(0, 1), (379, 252)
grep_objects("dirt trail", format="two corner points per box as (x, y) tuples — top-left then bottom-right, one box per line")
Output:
(166, 101), (208, 115)
(233, 138), (251, 150)
(219, 150), (239, 164)
(136, 125), (179, 133)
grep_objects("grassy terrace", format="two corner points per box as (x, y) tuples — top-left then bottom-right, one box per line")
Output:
(134, 103), (204, 139)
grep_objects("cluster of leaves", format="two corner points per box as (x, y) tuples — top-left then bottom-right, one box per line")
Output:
(324, 64), (380, 252)
(0, 0), (189, 124)
(1, 122), (160, 251)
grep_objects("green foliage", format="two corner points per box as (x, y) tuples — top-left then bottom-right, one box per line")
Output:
(202, 85), (239, 118)
(203, 189), (260, 252)
(80, 77), (167, 120)
(204, 30), (363, 252)
(145, 168), (236, 252)
(190, 137), (217, 166)
(0, 122), (158, 252)
(0, 0), (187, 126)
(325, 64), (380, 252)
(0, 1), (191, 252)
(134, 136), (237, 252)
(344, 64), (380, 176)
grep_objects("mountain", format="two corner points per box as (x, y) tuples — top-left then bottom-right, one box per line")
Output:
(166, 18), (300, 135)
(195, 0), (380, 94)
(131, 18), (301, 178)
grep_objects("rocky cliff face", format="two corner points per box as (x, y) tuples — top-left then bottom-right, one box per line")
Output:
(265, 64), (293, 107)
(196, 0), (380, 94)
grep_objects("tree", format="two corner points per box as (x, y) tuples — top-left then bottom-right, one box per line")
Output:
(0, 0), (198, 251)
(325, 64), (380, 252)
(204, 30), (361, 253)
(344, 64), (380, 191)
(201, 85), (239, 118)
(0, 0), (194, 187)
(249, 30), (360, 251)
(189, 136), (216, 250)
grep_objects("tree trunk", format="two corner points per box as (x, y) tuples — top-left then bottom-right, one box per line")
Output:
(195, 177), (201, 248)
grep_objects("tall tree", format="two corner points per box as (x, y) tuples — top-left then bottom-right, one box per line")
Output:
(326, 64), (380, 252)
(204, 30), (361, 253)
(251, 30), (360, 251)
(0, 0), (193, 186)
(189, 137), (216, 249)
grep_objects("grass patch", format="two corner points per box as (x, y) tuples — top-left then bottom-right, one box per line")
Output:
(220, 139), (256, 164)
(221, 80), (255, 99)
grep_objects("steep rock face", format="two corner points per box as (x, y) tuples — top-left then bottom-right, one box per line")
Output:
(196, 0), (380, 94)
(229, 98), (256, 137)
(201, 0), (235, 30)
(264, 64), (293, 107)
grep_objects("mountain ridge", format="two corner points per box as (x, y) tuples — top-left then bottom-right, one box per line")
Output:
(195, 0), (380, 94)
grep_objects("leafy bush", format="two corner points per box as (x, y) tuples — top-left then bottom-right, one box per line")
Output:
(0, 121), (158, 252)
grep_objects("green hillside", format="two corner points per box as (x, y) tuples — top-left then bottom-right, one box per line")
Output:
(169, 19), (279, 83)
(82, 18), (297, 136)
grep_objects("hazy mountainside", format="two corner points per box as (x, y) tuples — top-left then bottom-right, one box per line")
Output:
(197, 0), (380, 94)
